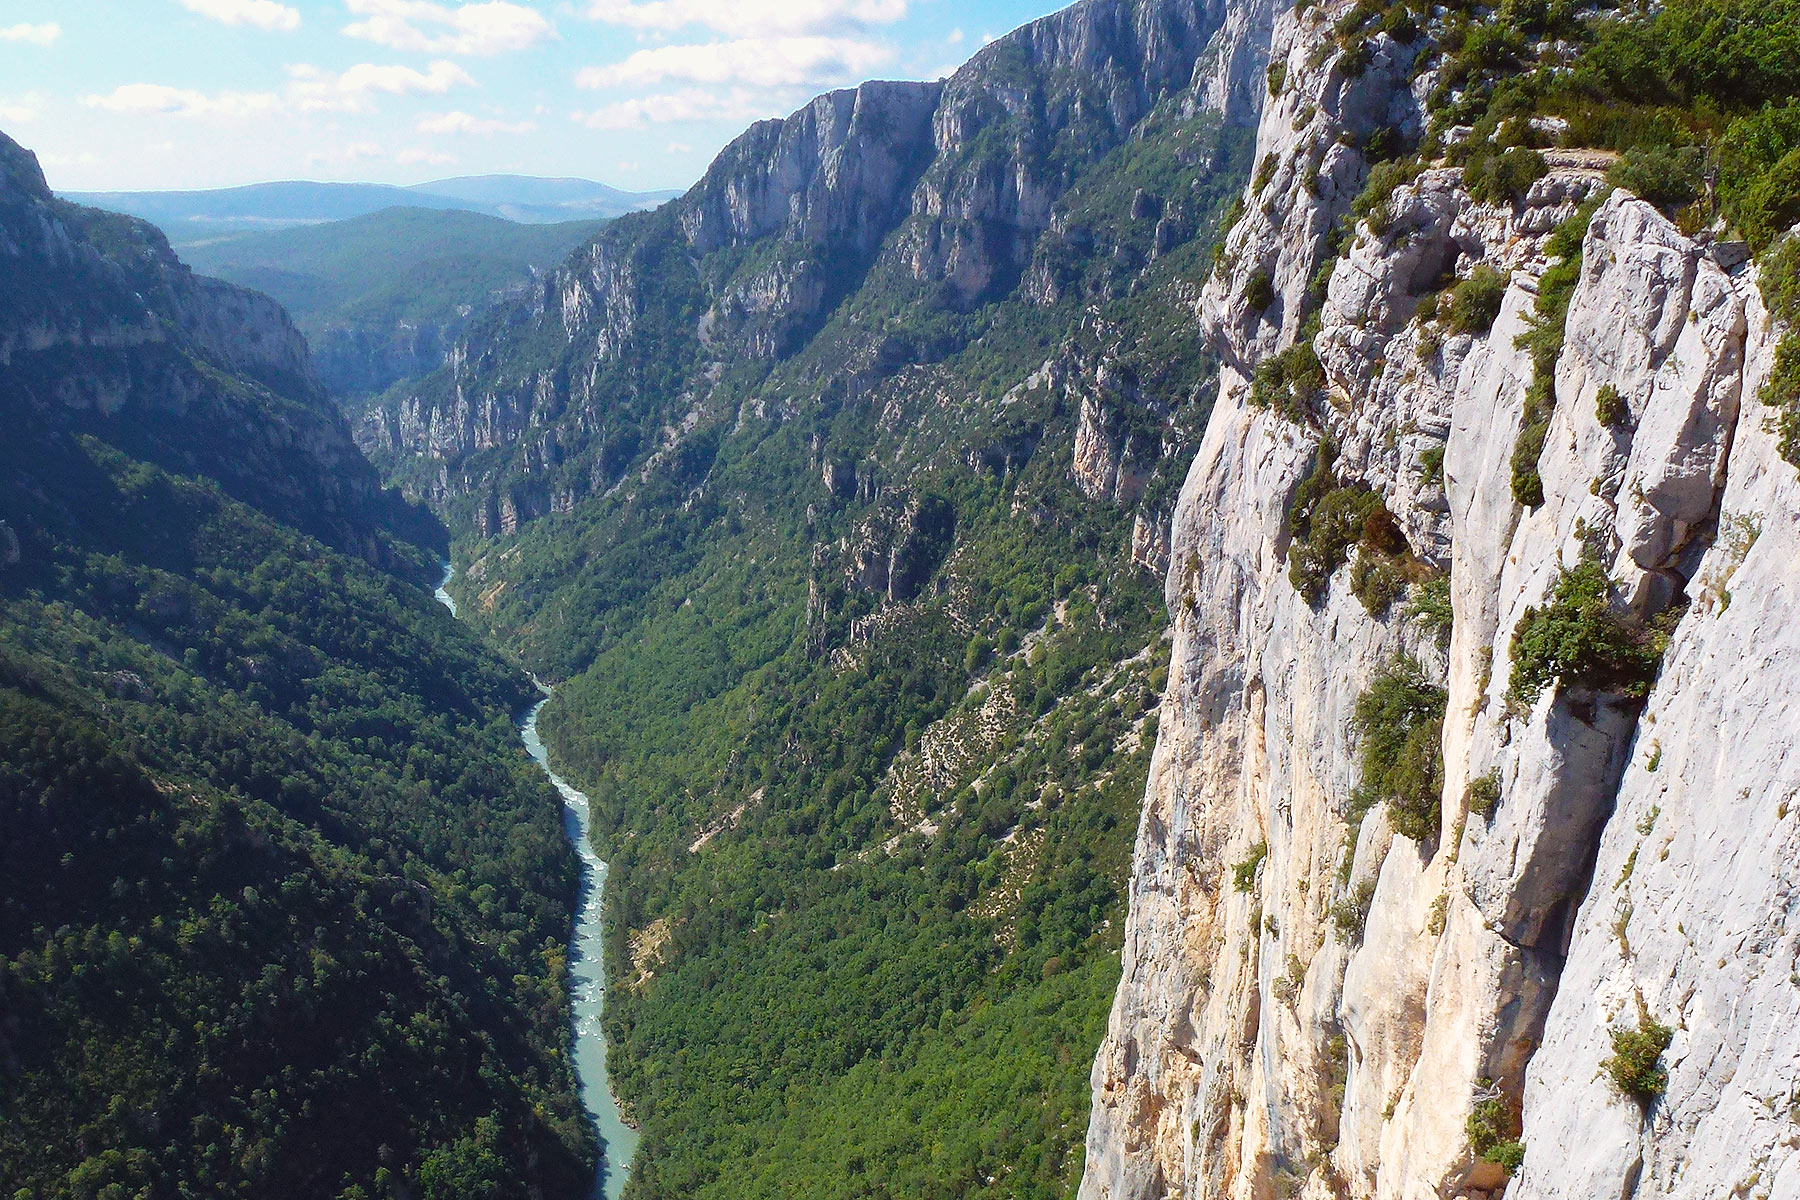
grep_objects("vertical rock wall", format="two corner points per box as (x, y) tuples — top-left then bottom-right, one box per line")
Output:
(1082, 1), (1800, 1196)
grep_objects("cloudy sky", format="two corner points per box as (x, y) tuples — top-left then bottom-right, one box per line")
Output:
(1, 0), (1064, 194)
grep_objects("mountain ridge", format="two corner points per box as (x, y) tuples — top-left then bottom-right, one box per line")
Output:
(179, 206), (609, 400)
(63, 175), (678, 239)
(0, 124), (594, 1197)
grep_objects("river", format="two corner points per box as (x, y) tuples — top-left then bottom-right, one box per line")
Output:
(435, 564), (639, 1200)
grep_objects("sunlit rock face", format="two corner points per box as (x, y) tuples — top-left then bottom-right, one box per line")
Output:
(1079, 2), (1800, 1196)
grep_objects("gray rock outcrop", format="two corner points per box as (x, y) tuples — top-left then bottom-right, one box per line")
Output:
(1079, 0), (1800, 1196)
(359, 0), (1281, 530)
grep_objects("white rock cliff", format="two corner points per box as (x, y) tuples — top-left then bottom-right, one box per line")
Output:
(1082, 2), (1800, 1197)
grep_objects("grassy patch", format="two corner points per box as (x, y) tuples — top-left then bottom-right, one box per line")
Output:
(1512, 196), (1603, 507)
(1234, 841), (1270, 893)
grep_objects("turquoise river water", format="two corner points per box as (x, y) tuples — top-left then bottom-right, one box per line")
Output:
(436, 566), (639, 1200)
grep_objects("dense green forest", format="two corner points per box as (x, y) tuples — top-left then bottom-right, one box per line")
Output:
(0, 432), (595, 1197)
(0, 132), (592, 1197)
(419, 79), (1252, 1199)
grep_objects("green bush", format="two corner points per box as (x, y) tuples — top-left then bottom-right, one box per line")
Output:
(1268, 59), (1288, 96)
(1211, 197), (1248, 276)
(1380, 3), (1418, 41)
(1466, 769), (1502, 820)
(1463, 147), (1548, 206)
(1245, 269), (1277, 311)
(1507, 561), (1668, 705)
(1418, 443), (1445, 487)
(1603, 1019), (1674, 1099)
(1352, 158), (1427, 234)
(1595, 384), (1629, 426)
(1337, 37), (1374, 78)
(1467, 1090), (1525, 1173)
(1330, 879), (1378, 942)
(1350, 550), (1409, 616)
(1720, 103), (1800, 251)
(1406, 572), (1454, 645)
(1250, 340), (1326, 423)
(1234, 841), (1270, 892)
(1351, 658), (1447, 842)
(1255, 153), (1280, 193)
(1285, 444), (1412, 608)
(1288, 476), (1389, 605)
(1607, 144), (1707, 210)
(1510, 416), (1551, 507)
(1512, 197), (1602, 505)
(1732, 148), (1800, 252)
(1758, 236), (1800, 468)
(1445, 266), (1509, 335)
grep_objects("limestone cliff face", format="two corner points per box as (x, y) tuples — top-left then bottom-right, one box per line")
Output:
(1081, 2), (1800, 1197)
(359, 0), (1280, 533)
(0, 129), (414, 564)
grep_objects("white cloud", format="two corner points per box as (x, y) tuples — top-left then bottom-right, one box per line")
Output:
(84, 84), (284, 118)
(305, 141), (385, 167)
(288, 59), (477, 111)
(344, 0), (555, 56)
(0, 92), (46, 124)
(587, 0), (905, 37)
(398, 146), (458, 164)
(84, 61), (474, 121)
(577, 36), (891, 90)
(666, 140), (690, 152)
(571, 87), (776, 129)
(175, 0), (301, 32)
(0, 23), (61, 46)
(946, 27), (964, 44)
(417, 109), (536, 135)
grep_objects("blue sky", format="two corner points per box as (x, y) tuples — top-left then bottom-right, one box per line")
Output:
(0, 0), (1066, 194)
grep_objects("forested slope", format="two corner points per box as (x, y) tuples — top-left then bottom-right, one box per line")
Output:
(0, 129), (591, 1198)
(180, 208), (607, 402)
(357, 0), (1279, 1195)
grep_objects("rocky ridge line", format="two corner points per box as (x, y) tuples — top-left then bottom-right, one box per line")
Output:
(356, 0), (1282, 536)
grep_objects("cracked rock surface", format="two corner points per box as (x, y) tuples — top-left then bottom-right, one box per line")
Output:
(1080, 1), (1800, 1196)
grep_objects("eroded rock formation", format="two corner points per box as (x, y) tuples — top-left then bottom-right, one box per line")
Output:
(1080, 2), (1800, 1198)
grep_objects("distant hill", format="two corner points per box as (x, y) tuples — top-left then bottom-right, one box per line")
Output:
(63, 174), (678, 237)
(181, 206), (603, 333)
(174, 206), (608, 399)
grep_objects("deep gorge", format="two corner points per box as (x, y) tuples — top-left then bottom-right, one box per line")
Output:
(5, 0), (1800, 1194)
